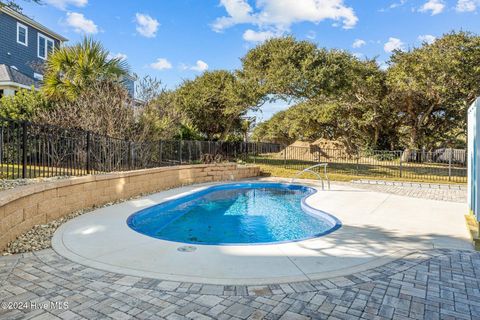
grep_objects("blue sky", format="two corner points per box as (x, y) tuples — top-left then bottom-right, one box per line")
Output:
(19, 0), (480, 120)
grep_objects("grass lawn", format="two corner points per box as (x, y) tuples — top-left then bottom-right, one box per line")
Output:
(0, 163), (87, 179)
(250, 157), (467, 184)
(1, 155), (467, 184)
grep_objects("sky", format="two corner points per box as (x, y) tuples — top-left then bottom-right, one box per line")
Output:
(18, 0), (480, 121)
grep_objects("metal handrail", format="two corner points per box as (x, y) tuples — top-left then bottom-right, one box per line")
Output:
(291, 163), (330, 190)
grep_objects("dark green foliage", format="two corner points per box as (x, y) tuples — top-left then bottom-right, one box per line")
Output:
(252, 32), (480, 150)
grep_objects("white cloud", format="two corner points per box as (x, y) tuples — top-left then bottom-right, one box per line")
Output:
(65, 12), (98, 34)
(379, 0), (408, 12)
(212, 0), (358, 36)
(419, 0), (445, 15)
(389, 0), (408, 9)
(352, 39), (366, 48)
(150, 58), (172, 70)
(306, 30), (316, 40)
(181, 60), (209, 72)
(418, 34), (436, 44)
(135, 13), (160, 38)
(456, 0), (479, 12)
(212, 0), (256, 31)
(190, 60), (209, 72)
(384, 37), (405, 52)
(45, 0), (87, 10)
(243, 29), (276, 42)
(108, 52), (128, 61)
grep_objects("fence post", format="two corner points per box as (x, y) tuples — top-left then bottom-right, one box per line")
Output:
(399, 151), (403, 178)
(284, 146), (287, 169)
(158, 140), (163, 166)
(86, 131), (91, 174)
(448, 147), (453, 182)
(179, 140), (182, 164)
(21, 121), (27, 179)
(356, 152), (359, 176)
(128, 141), (132, 170)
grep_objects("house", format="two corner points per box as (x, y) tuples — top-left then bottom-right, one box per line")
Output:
(0, 6), (135, 98)
(0, 5), (68, 97)
(121, 74), (136, 98)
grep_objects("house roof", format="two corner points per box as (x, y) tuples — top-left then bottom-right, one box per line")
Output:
(0, 6), (68, 42)
(0, 64), (40, 89)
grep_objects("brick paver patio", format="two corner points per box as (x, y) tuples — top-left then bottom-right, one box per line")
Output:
(349, 180), (467, 203)
(0, 183), (477, 320)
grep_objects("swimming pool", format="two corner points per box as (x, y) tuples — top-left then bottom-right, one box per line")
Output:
(127, 182), (341, 245)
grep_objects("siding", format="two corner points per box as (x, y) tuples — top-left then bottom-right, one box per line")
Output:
(0, 12), (60, 78)
(122, 77), (135, 97)
(0, 12), (135, 97)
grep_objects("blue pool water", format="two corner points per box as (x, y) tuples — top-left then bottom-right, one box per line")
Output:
(127, 183), (341, 245)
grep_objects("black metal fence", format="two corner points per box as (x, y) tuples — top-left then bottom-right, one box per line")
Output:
(0, 117), (468, 183)
(0, 118), (281, 179)
(250, 146), (468, 183)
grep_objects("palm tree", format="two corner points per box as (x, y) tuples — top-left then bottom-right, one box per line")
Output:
(42, 37), (129, 100)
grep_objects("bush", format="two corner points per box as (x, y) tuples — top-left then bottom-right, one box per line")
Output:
(0, 88), (48, 121)
(362, 148), (399, 161)
(34, 80), (135, 139)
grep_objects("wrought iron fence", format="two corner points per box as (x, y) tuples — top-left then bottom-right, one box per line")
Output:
(249, 145), (468, 183)
(0, 117), (281, 179)
(0, 117), (468, 183)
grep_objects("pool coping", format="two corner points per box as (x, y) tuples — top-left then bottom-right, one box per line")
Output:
(52, 178), (472, 285)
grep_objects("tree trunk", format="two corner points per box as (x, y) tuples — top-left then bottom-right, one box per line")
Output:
(409, 126), (419, 149)
(402, 126), (419, 162)
(373, 126), (380, 149)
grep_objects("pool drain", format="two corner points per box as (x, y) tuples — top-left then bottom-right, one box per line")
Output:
(177, 246), (197, 252)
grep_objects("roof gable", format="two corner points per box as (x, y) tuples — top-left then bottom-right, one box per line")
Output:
(0, 6), (68, 42)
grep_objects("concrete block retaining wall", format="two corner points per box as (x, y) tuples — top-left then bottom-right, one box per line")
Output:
(0, 163), (260, 251)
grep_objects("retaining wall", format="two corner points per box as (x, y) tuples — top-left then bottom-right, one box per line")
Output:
(0, 163), (260, 250)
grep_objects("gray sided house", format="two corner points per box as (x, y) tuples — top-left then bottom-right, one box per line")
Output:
(0, 6), (67, 97)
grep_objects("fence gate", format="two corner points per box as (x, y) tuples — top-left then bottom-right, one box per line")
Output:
(468, 98), (480, 222)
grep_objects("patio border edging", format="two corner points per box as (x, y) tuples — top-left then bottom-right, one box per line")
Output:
(0, 163), (260, 251)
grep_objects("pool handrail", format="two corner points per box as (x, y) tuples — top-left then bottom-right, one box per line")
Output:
(291, 163), (330, 190)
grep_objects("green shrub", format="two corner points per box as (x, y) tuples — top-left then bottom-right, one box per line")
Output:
(0, 88), (49, 121)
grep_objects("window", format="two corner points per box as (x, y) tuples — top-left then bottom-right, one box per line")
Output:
(0, 90), (3, 99)
(17, 23), (28, 46)
(33, 73), (44, 81)
(37, 34), (54, 60)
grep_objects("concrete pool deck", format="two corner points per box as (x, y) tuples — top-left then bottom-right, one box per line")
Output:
(51, 178), (473, 286)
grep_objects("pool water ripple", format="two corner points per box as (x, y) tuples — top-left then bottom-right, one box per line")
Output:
(127, 183), (341, 245)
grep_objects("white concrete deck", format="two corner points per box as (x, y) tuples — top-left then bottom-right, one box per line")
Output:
(52, 179), (472, 285)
